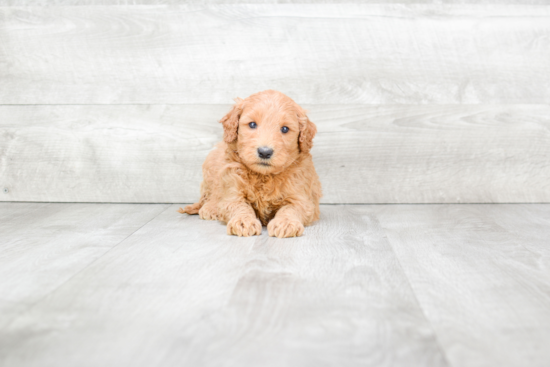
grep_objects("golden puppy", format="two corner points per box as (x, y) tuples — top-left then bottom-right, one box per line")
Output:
(179, 90), (322, 238)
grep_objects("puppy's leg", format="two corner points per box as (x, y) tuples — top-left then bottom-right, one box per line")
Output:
(198, 201), (219, 220)
(220, 201), (262, 237)
(268, 204), (313, 238)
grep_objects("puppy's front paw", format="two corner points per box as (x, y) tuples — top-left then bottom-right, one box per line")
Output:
(199, 204), (218, 220)
(227, 216), (262, 237)
(268, 217), (305, 238)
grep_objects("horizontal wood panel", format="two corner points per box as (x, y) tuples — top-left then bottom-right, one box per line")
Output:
(1, 104), (549, 203)
(1, 5), (549, 104)
(3, 0), (550, 4)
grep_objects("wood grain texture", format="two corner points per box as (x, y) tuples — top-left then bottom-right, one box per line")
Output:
(3, 0), (550, 4)
(1, 104), (549, 203)
(0, 105), (226, 203)
(0, 202), (168, 328)
(0, 204), (447, 367)
(375, 204), (550, 367)
(1, 5), (549, 104)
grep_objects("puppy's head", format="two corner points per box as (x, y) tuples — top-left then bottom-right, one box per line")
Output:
(220, 90), (317, 174)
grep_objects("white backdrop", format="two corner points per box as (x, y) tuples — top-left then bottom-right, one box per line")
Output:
(1, 2), (549, 203)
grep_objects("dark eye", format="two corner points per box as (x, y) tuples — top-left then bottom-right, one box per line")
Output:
(281, 126), (289, 133)
(249, 122), (257, 129)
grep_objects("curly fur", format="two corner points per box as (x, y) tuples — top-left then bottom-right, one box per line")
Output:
(178, 90), (322, 238)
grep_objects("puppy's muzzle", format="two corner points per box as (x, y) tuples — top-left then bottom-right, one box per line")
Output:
(257, 147), (274, 160)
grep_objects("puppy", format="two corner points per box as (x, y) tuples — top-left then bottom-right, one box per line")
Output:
(179, 90), (322, 238)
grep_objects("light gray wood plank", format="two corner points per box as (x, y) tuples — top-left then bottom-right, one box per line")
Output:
(2, 104), (549, 203)
(0, 104), (225, 203)
(375, 204), (550, 367)
(1, 5), (549, 104)
(0, 202), (50, 223)
(3, 0), (550, 4)
(0, 202), (168, 328)
(314, 104), (550, 204)
(0, 204), (447, 367)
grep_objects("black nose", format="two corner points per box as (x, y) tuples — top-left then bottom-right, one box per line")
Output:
(257, 147), (274, 159)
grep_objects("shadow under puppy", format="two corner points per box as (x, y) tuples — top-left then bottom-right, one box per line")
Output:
(179, 90), (322, 238)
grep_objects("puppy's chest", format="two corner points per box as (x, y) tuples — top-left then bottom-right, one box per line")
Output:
(244, 181), (285, 225)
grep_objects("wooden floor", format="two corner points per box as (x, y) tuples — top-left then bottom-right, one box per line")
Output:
(0, 203), (549, 367)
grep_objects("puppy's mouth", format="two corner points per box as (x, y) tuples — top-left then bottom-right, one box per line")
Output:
(257, 162), (271, 167)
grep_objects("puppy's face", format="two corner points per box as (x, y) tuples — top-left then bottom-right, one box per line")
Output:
(220, 90), (317, 175)
(237, 97), (301, 174)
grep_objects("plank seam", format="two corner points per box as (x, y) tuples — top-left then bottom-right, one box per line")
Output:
(376, 214), (453, 367)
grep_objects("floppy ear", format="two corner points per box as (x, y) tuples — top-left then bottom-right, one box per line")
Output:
(219, 98), (244, 144)
(298, 109), (317, 154)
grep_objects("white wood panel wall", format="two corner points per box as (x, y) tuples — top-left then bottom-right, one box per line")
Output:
(3, 0), (550, 4)
(1, 5), (549, 104)
(1, 4), (549, 203)
(2, 104), (549, 203)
